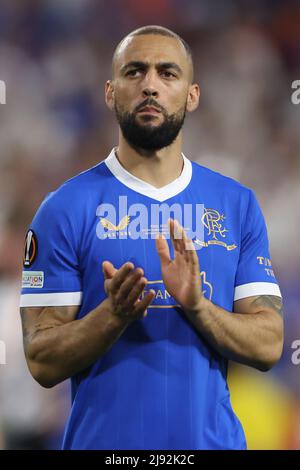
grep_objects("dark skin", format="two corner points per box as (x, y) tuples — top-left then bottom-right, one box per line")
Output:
(155, 220), (284, 371)
(105, 34), (199, 187)
(21, 264), (155, 388)
(21, 220), (283, 388)
(21, 35), (283, 388)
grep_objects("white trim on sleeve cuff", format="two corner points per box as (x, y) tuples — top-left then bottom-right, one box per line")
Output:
(20, 292), (82, 307)
(234, 282), (282, 301)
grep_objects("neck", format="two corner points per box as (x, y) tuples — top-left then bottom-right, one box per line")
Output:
(115, 132), (184, 188)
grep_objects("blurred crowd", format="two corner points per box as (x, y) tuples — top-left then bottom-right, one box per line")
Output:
(0, 0), (299, 449)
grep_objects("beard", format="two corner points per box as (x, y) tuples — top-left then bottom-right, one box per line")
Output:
(114, 99), (187, 151)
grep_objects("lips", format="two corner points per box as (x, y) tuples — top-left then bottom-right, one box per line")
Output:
(138, 106), (161, 114)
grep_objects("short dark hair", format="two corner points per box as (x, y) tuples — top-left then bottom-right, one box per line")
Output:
(112, 25), (194, 81)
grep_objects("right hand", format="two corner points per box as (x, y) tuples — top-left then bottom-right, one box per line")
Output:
(102, 261), (155, 322)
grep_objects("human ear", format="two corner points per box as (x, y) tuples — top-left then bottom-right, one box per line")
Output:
(186, 83), (200, 113)
(105, 80), (115, 111)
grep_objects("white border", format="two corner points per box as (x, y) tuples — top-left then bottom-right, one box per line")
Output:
(234, 282), (282, 301)
(20, 292), (82, 307)
(104, 148), (192, 202)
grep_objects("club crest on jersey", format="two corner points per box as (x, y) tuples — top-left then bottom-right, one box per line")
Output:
(194, 208), (237, 251)
(23, 229), (38, 267)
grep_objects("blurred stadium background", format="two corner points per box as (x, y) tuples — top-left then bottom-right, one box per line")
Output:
(0, 0), (300, 450)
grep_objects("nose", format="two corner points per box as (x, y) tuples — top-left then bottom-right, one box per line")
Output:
(141, 70), (159, 98)
(142, 87), (158, 98)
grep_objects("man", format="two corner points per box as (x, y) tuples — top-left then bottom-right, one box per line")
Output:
(20, 25), (284, 450)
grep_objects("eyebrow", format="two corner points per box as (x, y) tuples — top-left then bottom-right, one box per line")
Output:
(120, 61), (183, 75)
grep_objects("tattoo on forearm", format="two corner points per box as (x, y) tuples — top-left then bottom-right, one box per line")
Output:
(251, 295), (283, 317)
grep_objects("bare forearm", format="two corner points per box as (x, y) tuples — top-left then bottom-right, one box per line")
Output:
(184, 298), (283, 371)
(26, 300), (129, 387)
(23, 263), (154, 388)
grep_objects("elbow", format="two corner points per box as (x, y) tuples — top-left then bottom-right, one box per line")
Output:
(256, 360), (277, 373)
(36, 377), (58, 389)
(25, 341), (61, 388)
(36, 375), (59, 389)
(255, 317), (284, 372)
(255, 338), (284, 372)
(27, 360), (60, 388)
(25, 341), (62, 388)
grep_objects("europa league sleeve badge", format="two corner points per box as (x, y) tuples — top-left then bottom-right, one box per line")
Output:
(23, 229), (38, 267)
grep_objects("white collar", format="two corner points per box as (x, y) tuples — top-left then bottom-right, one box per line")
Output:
(104, 148), (192, 202)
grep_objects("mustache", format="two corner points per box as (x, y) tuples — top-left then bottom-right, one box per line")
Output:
(134, 99), (165, 114)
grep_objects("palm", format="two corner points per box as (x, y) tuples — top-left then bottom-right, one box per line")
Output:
(156, 219), (202, 312)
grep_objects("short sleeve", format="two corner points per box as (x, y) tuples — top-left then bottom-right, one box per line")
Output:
(20, 191), (82, 307)
(234, 189), (281, 301)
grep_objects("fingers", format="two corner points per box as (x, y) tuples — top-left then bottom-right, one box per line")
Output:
(185, 237), (200, 273)
(102, 260), (117, 279)
(169, 219), (182, 254)
(116, 268), (144, 303)
(125, 276), (148, 306)
(155, 233), (171, 266)
(181, 226), (200, 273)
(103, 261), (117, 295)
(103, 261), (155, 320)
(108, 262), (134, 294)
(134, 289), (156, 317)
(115, 269), (155, 315)
(156, 219), (193, 262)
(168, 219), (200, 270)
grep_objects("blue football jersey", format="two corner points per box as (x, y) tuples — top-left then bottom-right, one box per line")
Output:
(20, 148), (281, 450)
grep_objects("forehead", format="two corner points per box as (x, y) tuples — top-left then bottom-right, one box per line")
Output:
(114, 34), (189, 72)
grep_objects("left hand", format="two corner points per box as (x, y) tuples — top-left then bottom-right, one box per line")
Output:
(155, 219), (204, 313)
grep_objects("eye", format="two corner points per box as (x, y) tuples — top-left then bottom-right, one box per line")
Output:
(126, 69), (142, 77)
(161, 70), (176, 79)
